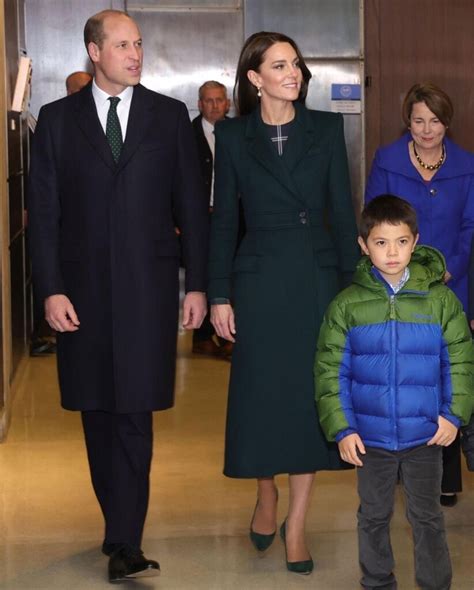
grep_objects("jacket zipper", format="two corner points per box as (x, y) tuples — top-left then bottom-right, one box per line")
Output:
(389, 295), (398, 450)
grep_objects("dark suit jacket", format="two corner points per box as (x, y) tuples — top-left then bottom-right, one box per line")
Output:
(28, 83), (208, 413)
(192, 115), (213, 202)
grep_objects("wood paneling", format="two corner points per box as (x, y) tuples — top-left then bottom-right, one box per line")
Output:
(365, 0), (474, 173)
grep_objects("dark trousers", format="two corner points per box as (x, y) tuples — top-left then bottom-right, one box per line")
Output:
(81, 410), (153, 549)
(357, 445), (451, 590)
(441, 432), (462, 493)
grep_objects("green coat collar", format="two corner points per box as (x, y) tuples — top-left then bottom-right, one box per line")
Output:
(244, 102), (319, 203)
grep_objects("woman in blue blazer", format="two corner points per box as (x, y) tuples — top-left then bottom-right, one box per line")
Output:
(366, 83), (474, 506)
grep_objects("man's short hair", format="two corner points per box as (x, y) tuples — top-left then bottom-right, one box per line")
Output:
(198, 81), (227, 100)
(84, 9), (131, 50)
(359, 195), (419, 242)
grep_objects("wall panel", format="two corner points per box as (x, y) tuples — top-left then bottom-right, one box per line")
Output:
(365, 0), (474, 169)
(130, 7), (242, 118)
(25, 0), (122, 117)
(244, 0), (360, 58)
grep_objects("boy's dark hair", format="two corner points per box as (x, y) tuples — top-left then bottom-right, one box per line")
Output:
(359, 195), (418, 242)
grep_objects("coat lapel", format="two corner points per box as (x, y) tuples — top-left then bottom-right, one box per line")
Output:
(245, 103), (316, 204)
(74, 83), (116, 171)
(116, 84), (155, 173)
(73, 83), (155, 173)
(193, 115), (213, 161)
(282, 102), (318, 174)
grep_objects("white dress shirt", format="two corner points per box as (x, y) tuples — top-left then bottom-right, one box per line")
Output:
(91, 80), (134, 140)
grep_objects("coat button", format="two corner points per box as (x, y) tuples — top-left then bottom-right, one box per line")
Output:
(430, 188), (437, 196)
(299, 211), (307, 217)
(300, 218), (307, 224)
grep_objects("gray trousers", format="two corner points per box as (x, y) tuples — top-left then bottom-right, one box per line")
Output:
(357, 444), (451, 590)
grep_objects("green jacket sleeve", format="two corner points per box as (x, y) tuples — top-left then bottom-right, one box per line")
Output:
(440, 288), (474, 426)
(314, 298), (356, 441)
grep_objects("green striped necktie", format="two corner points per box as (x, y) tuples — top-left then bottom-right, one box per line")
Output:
(106, 96), (123, 163)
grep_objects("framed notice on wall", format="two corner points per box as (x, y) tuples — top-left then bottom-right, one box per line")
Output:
(330, 84), (361, 114)
(12, 56), (32, 113)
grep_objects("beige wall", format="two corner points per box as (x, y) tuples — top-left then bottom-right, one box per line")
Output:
(0, 0), (13, 440)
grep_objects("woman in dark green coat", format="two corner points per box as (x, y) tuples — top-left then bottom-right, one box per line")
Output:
(208, 32), (359, 573)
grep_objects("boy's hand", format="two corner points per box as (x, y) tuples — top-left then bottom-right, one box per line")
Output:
(427, 416), (458, 447)
(338, 433), (366, 466)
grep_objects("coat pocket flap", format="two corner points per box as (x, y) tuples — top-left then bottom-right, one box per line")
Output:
(59, 242), (82, 261)
(317, 249), (339, 267)
(140, 142), (168, 152)
(154, 237), (181, 257)
(232, 255), (259, 273)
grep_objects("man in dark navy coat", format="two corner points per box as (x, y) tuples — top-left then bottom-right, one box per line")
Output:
(28, 9), (208, 583)
(191, 81), (230, 357)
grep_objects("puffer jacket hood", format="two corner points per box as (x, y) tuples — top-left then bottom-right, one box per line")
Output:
(315, 245), (474, 452)
(353, 245), (446, 293)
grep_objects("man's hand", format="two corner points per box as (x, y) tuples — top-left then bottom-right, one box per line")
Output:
(210, 304), (236, 342)
(338, 433), (366, 467)
(427, 416), (458, 446)
(182, 292), (207, 329)
(45, 294), (80, 332)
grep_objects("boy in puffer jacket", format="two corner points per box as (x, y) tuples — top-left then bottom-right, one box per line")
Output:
(315, 195), (474, 590)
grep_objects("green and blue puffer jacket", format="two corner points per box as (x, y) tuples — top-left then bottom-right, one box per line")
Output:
(315, 245), (474, 451)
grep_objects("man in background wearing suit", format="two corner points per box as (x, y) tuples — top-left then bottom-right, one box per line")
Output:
(28, 9), (208, 583)
(192, 81), (231, 358)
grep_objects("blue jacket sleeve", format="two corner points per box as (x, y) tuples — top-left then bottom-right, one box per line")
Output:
(365, 149), (389, 204)
(445, 175), (474, 281)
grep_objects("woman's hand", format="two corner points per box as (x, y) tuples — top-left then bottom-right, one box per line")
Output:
(211, 304), (236, 342)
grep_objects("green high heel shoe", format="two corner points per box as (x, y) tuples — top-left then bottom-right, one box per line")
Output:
(249, 489), (278, 553)
(280, 519), (314, 575)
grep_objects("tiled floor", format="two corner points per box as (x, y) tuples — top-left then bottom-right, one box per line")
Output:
(0, 331), (473, 589)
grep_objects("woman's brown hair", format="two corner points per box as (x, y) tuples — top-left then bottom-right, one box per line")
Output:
(402, 83), (454, 127)
(234, 31), (311, 116)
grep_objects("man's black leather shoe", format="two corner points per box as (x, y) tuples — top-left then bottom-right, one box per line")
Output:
(30, 338), (56, 356)
(102, 542), (123, 557)
(108, 546), (160, 583)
